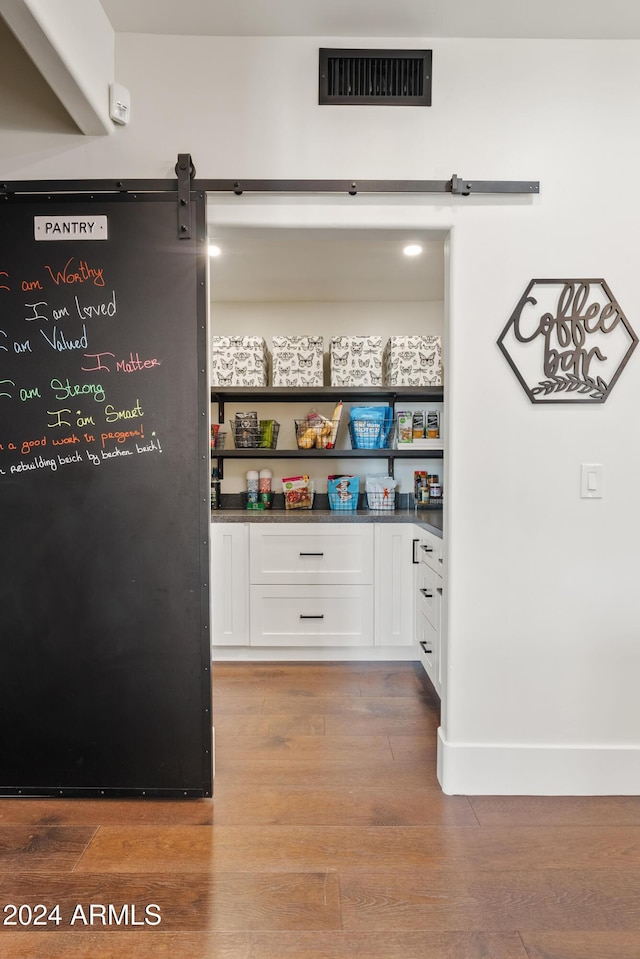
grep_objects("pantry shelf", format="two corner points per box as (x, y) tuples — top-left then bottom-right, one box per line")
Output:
(214, 448), (444, 460)
(212, 446), (443, 478)
(211, 385), (444, 422)
(210, 384), (444, 479)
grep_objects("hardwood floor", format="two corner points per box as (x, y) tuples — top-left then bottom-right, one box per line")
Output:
(2, 662), (640, 958)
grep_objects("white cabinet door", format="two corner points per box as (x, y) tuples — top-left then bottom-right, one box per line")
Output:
(210, 523), (249, 646)
(414, 525), (443, 694)
(249, 523), (374, 585)
(374, 524), (414, 646)
(250, 584), (374, 647)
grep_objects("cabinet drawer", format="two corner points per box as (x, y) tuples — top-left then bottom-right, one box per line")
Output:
(416, 561), (438, 628)
(250, 524), (374, 585)
(415, 530), (442, 573)
(249, 585), (374, 647)
(417, 607), (437, 680)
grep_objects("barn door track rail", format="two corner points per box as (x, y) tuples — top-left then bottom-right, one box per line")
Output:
(1, 154), (540, 239)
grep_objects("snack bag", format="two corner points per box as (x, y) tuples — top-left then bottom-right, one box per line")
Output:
(282, 474), (313, 510)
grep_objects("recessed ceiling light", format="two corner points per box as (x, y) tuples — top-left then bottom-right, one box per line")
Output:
(208, 244), (222, 257)
(403, 244), (423, 257)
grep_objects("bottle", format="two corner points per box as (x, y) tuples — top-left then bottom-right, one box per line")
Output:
(211, 466), (220, 510)
(259, 469), (272, 493)
(429, 474), (442, 500)
(246, 469), (259, 505)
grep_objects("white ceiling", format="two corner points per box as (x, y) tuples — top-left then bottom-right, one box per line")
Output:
(208, 227), (445, 303)
(99, 0), (640, 40)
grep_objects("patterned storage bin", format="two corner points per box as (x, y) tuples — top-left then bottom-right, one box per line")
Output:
(211, 335), (268, 387)
(329, 336), (384, 387)
(383, 335), (443, 386)
(271, 335), (324, 387)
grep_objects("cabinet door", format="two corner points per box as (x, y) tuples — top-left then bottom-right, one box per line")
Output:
(210, 523), (249, 646)
(250, 523), (374, 585)
(413, 526), (443, 694)
(434, 577), (444, 695)
(374, 524), (414, 646)
(250, 585), (374, 647)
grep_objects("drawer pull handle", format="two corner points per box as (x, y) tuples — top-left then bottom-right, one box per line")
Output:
(438, 557), (443, 564)
(300, 614), (324, 619)
(412, 538), (419, 564)
(420, 640), (433, 654)
(420, 545), (433, 553)
(436, 586), (443, 595)
(299, 552), (324, 557)
(420, 588), (433, 598)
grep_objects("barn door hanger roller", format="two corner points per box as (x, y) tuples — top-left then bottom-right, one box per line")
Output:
(176, 153), (196, 238)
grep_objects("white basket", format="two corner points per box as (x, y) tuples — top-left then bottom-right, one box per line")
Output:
(366, 489), (396, 511)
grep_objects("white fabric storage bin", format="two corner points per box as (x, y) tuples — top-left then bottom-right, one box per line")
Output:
(384, 335), (443, 386)
(272, 335), (324, 386)
(211, 335), (268, 387)
(329, 335), (384, 386)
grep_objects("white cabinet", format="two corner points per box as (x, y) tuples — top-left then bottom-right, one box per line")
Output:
(210, 519), (443, 661)
(210, 522), (249, 646)
(374, 524), (415, 647)
(414, 527), (444, 694)
(249, 524), (374, 648)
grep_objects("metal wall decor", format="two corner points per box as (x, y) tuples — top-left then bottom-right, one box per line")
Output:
(497, 279), (638, 403)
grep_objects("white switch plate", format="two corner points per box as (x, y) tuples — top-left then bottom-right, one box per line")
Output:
(581, 463), (603, 498)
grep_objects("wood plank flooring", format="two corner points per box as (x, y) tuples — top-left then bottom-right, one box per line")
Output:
(2, 661), (640, 958)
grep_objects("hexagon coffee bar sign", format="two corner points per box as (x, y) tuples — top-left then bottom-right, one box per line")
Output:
(497, 279), (638, 403)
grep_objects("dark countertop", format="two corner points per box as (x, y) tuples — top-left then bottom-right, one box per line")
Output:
(210, 507), (443, 537)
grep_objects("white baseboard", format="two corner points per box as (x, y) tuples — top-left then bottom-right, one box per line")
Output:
(437, 728), (640, 795)
(211, 646), (417, 663)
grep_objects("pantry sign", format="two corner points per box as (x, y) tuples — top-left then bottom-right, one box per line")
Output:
(497, 279), (638, 403)
(34, 214), (108, 240)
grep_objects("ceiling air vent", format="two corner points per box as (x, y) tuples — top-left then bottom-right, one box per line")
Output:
(319, 48), (432, 106)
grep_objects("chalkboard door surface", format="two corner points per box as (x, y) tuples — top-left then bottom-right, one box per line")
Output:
(0, 194), (212, 797)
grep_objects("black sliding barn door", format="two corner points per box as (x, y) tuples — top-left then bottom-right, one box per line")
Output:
(0, 192), (211, 797)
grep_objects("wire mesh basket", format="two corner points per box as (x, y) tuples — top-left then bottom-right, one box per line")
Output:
(348, 419), (392, 450)
(231, 419), (280, 449)
(366, 489), (397, 511)
(295, 418), (339, 450)
(328, 492), (359, 510)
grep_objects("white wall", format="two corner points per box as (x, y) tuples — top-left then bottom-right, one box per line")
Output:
(2, 33), (640, 793)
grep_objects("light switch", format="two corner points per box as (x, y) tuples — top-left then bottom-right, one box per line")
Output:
(581, 463), (603, 498)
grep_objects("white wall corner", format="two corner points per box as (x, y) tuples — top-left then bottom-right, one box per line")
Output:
(0, 0), (115, 135)
(437, 728), (640, 796)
